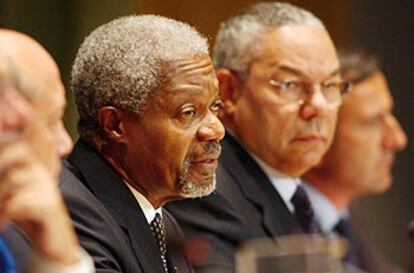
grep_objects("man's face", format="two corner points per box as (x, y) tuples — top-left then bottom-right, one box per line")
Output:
(22, 52), (73, 176)
(122, 54), (225, 201)
(322, 72), (407, 195)
(229, 25), (340, 177)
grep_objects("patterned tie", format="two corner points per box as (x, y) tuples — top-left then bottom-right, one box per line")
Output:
(0, 235), (16, 273)
(150, 213), (169, 273)
(291, 186), (320, 233)
(334, 218), (359, 267)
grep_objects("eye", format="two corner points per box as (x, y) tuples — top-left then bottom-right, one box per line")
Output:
(181, 106), (196, 119)
(280, 80), (300, 91)
(269, 79), (301, 90)
(322, 82), (339, 90)
(210, 100), (223, 113)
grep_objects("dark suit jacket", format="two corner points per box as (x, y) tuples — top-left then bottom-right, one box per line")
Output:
(348, 208), (405, 273)
(60, 139), (194, 273)
(166, 135), (302, 273)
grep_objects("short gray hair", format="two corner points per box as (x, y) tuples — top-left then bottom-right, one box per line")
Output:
(213, 2), (325, 77)
(72, 15), (209, 146)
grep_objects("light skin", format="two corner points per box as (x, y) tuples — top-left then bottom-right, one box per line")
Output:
(0, 87), (32, 134)
(0, 30), (78, 265)
(304, 71), (407, 210)
(98, 54), (225, 208)
(218, 25), (341, 177)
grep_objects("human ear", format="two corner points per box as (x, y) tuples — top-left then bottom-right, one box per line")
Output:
(98, 106), (126, 142)
(216, 68), (242, 116)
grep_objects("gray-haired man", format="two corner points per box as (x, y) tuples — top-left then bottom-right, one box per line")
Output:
(61, 15), (225, 273)
(167, 2), (348, 273)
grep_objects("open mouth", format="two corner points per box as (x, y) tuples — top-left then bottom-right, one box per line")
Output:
(191, 156), (219, 170)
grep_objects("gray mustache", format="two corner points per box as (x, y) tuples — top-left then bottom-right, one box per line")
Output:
(185, 141), (222, 164)
(203, 141), (222, 154)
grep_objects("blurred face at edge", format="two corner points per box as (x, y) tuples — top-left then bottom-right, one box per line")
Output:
(0, 33), (73, 177)
(321, 71), (407, 195)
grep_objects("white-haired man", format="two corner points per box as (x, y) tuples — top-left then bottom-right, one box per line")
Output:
(167, 2), (349, 273)
(60, 15), (225, 273)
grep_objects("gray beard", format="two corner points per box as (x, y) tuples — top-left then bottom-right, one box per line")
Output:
(178, 159), (216, 199)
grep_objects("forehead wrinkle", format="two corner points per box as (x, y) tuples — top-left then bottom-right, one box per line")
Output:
(272, 64), (307, 77)
(267, 62), (341, 83)
(165, 58), (216, 90)
(167, 76), (218, 97)
(163, 74), (219, 102)
(167, 58), (213, 76)
(257, 27), (339, 81)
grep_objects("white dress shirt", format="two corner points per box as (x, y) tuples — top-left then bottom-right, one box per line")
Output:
(248, 151), (301, 213)
(302, 182), (348, 233)
(30, 247), (94, 273)
(126, 182), (163, 224)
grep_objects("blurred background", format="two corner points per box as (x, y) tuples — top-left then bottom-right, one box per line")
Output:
(1, 0), (413, 271)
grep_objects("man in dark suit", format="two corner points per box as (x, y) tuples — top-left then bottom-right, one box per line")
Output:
(303, 50), (407, 273)
(0, 30), (94, 273)
(61, 15), (225, 273)
(167, 2), (349, 273)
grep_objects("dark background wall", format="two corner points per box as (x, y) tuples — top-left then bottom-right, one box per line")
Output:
(1, 0), (413, 270)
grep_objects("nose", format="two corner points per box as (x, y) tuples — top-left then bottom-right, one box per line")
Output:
(383, 114), (407, 152)
(197, 112), (225, 142)
(56, 122), (73, 157)
(299, 86), (333, 120)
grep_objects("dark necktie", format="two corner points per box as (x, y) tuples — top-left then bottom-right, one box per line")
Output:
(0, 235), (16, 273)
(291, 186), (320, 233)
(150, 213), (169, 273)
(334, 218), (359, 267)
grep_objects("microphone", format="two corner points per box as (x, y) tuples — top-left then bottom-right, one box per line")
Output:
(408, 218), (414, 241)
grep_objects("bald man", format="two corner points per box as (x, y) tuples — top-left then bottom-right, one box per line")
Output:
(0, 29), (93, 273)
(0, 87), (32, 133)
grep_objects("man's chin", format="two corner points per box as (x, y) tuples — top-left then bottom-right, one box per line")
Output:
(372, 175), (393, 194)
(179, 175), (216, 199)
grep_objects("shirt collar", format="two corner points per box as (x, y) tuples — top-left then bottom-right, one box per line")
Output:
(125, 182), (163, 224)
(226, 129), (300, 212)
(248, 151), (301, 213)
(301, 182), (348, 232)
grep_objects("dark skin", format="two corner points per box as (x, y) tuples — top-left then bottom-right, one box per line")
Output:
(98, 54), (225, 208)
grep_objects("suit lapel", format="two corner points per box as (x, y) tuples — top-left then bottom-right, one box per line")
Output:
(68, 139), (166, 273)
(221, 135), (301, 236)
